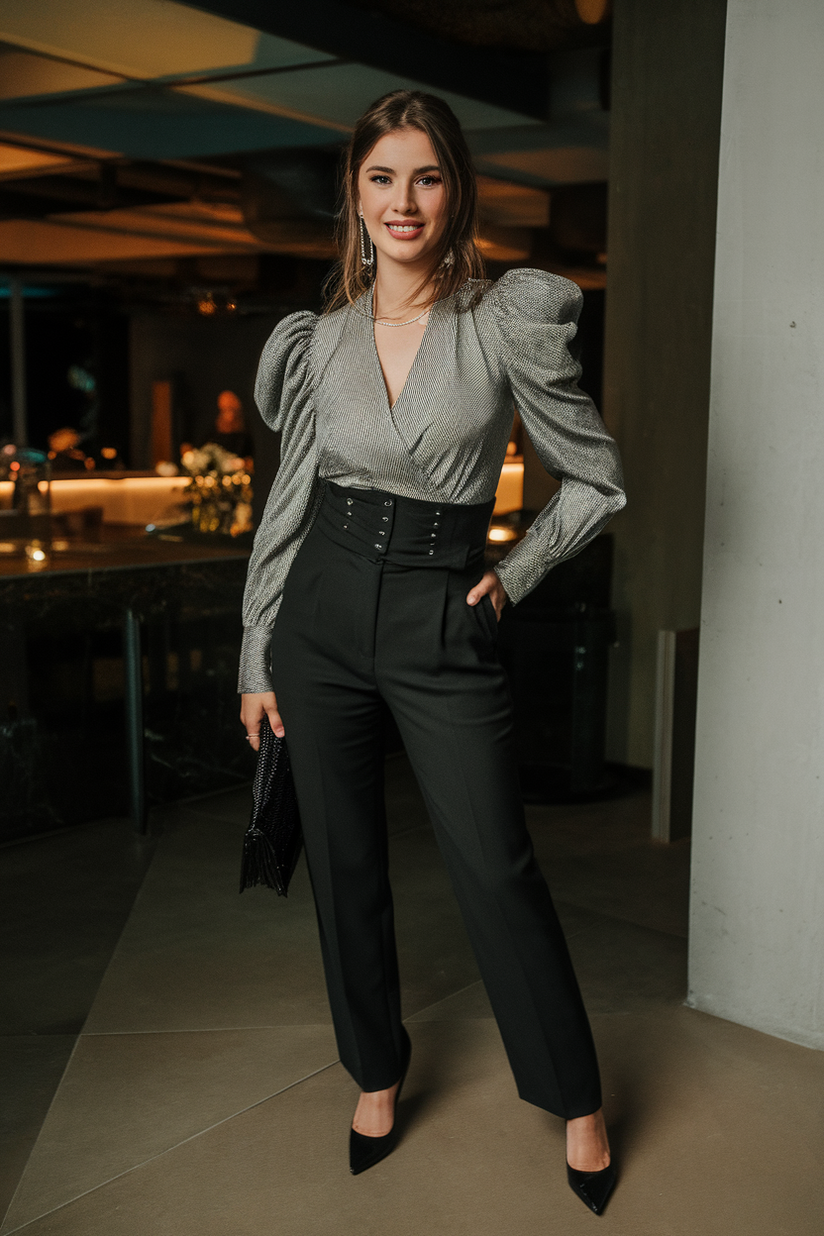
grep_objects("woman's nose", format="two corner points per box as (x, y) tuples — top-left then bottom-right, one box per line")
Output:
(392, 182), (417, 214)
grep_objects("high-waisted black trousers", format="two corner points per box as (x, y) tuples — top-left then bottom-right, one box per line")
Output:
(270, 482), (602, 1118)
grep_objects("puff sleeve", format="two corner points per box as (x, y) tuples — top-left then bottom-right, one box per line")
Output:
(490, 270), (625, 603)
(238, 311), (320, 693)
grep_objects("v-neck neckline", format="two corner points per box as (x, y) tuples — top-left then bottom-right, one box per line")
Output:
(366, 285), (437, 413)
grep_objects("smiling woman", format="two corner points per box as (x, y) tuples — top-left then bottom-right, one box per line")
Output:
(238, 89), (625, 1210)
(325, 90), (485, 315)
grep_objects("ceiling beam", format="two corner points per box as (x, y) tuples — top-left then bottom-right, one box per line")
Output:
(184, 0), (550, 120)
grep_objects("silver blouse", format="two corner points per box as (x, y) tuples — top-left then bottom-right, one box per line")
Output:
(238, 268), (625, 694)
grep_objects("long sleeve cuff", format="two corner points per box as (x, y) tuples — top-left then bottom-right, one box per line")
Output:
(493, 484), (626, 605)
(237, 625), (274, 694)
(493, 556), (528, 604)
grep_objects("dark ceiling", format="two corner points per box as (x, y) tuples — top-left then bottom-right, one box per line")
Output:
(342, 0), (610, 52)
(0, 0), (611, 283)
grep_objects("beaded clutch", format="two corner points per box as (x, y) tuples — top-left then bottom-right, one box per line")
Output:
(239, 714), (303, 896)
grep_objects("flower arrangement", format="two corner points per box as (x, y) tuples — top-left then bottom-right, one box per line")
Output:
(180, 442), (253, 537)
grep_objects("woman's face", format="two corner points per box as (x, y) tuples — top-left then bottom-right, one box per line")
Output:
(357, 127), (448, 273)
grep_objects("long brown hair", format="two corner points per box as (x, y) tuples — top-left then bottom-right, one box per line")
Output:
(324, 90), (485, 314)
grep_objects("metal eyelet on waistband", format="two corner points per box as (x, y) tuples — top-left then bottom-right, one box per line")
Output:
(378, 530), (385, 536)
(435, 509), (441, 515)
(428, 549), (435, 555)
(381, 516), (389, 522)
(433, 521), (439, 527)
(343, 523), (348, 529)
(384, 499), (392, 507)
(375, 543), (385, 551)
(430, 532), (437, 539)
(346, 498), (353, 505)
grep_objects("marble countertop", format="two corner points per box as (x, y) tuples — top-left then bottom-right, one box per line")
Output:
(0, 531), (249, 580)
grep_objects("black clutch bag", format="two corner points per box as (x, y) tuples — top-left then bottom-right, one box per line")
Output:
(239, 714), (303, 896)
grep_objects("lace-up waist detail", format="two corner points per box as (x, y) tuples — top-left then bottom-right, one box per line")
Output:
(318, 482), (495, 570)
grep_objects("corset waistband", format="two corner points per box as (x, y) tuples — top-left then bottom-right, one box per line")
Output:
(317, 482), (494, 570)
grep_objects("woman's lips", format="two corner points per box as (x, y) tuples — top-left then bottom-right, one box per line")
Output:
(384, 221), (425, 238)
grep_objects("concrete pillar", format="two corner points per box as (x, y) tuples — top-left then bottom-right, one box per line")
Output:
(602, 0), (727, 766)
(689, 0), (824, 1048)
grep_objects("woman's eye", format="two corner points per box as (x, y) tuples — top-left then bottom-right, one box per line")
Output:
(370, 175), (391, 185)
(417, 176), (441, 187)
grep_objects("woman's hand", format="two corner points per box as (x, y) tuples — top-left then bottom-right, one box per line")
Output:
(240, 691), (284, 752)
(466, 569), (508, 620)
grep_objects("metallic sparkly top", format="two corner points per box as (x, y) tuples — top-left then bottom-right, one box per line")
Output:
(239, 269), (625, 693)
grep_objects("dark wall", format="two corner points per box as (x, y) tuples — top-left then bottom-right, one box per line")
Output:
(129, 312), (284, 519)
(0, 292), (129, 457)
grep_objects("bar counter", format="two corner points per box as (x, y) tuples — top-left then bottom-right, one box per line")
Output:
(0, 473), (190, 530)
(0, 528), (254, 842)
(0, 531), (247, 578)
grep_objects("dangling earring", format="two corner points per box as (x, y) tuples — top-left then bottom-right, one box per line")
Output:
(441, 248), (455, 268)
(359, 214), (375, 268)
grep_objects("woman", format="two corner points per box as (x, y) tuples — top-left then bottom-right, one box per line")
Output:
(239, 90), (625, 1214)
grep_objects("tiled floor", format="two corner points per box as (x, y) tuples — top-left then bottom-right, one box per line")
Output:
(2, 756), (822, 1234)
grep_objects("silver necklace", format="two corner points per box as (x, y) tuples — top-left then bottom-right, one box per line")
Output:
(355, 286), (456, 328)
(354, 280), (477, 327)
(354, 303), (434, 328)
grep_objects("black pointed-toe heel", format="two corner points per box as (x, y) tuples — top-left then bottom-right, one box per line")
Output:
(349, 1032), (411, 1176)
(566, 1161), (617, 1215)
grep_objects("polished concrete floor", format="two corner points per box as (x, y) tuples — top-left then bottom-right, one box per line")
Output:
(2, 755), (822, 1235)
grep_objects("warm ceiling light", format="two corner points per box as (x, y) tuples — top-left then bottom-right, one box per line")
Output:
(0, 143), (79, 177)
(575, 0), (612, 22)
(488, 526), (517, 543)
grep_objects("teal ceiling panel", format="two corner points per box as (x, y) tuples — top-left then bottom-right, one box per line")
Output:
(468, 118), (609, 158)
(0, 89), (343, 160)
(225, 62), (541, 132)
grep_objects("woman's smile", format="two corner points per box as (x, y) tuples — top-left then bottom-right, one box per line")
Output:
(384, 220), (425, 239)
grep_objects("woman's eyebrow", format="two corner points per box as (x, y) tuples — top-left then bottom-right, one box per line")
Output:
(364, 164), (441, 174)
